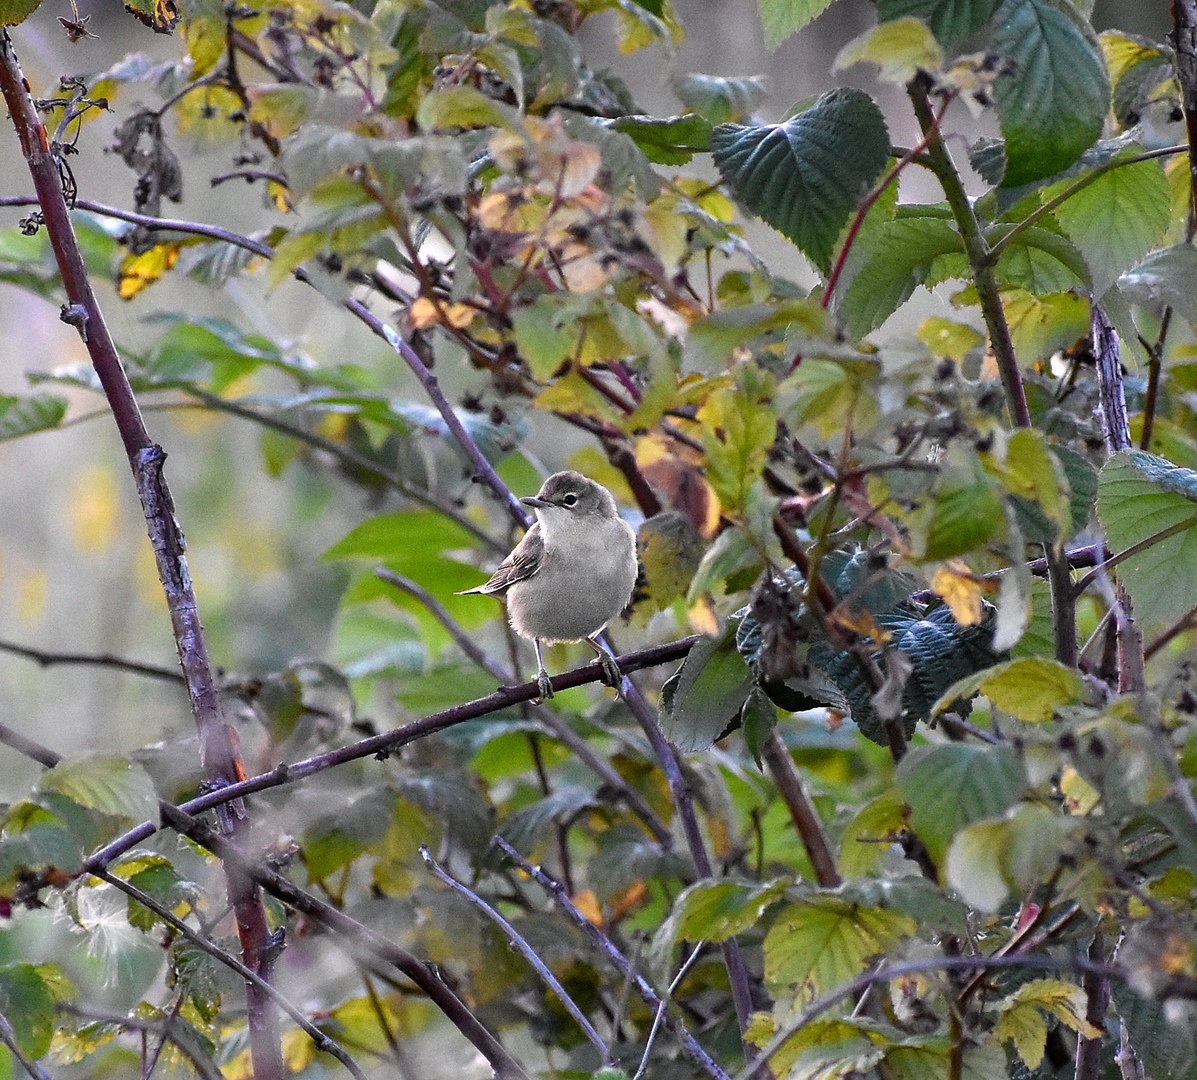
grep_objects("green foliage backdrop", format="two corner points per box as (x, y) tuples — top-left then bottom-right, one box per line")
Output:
(0, 0), (1195, 1077)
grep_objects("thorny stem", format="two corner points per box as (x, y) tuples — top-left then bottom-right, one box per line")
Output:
(1173, 0), (1197, 237)
(421, 847), (613, 1065)
(0, 31), (284, 1080)
(1074, 933), (1109, 1080)
(907, 74), (1030, 428)
(493, 836), (733, 1080)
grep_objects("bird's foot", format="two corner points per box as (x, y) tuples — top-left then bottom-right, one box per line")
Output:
(535, 668), (555, 703)
(599, 653), (624, 695)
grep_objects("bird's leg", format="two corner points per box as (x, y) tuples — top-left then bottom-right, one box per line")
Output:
(533, 638), (554, 702)
(585, 635), (623, 694)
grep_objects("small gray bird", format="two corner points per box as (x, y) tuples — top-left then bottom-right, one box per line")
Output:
(462, 471), (639, 701)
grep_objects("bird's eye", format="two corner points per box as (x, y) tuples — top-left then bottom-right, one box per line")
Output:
(562, 492), (579, 507)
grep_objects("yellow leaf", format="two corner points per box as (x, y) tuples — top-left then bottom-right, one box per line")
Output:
(1060, 766), (1099, 815)
(917, 317), (983, 362)
(931, 560), (989, 626)
(118, 243), (181, 300)
(572, 889), (603, 926)
(408, 297), (474, 329)
(994, 979), (1103, 1070)
(688, 596), (719, 635)
(280, 1028), (317, 1071)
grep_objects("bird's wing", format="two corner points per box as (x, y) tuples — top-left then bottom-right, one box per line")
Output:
(460, 523), (544, 596)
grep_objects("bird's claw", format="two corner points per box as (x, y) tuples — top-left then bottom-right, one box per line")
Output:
(599, 654), (624, 695)
(535, 669), (555, 703)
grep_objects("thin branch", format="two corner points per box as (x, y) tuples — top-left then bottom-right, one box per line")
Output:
(0, 33), (282, 1079)
(1170, 0), (1197, 237)
(374, 568), (672, 844)
(1145, 605), (1197, 659)
(907, 74), (1030, 428)
(1140, 308), (1172, 450)
(760, 731), (841, 887)
(734, 953), (1122, 1080)
(420, 847), (613, 1065)
(823, 92), (956, 308)
(1072, 517), (1197, 598)
(0, 1009), (53, 1080)
(0, 637), (183, 683)
(80, 637), (698, 874)
(59, 1003), (224, 1080)
(156, 803), (531, 1080)
(93, 869), (370, 1080)
(986, 144), (1185, 263)
(492, 836), (732, 1080)
(613, 669), (760, 1053)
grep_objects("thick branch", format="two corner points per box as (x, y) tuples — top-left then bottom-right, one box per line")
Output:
(0, 32), (281, 1079)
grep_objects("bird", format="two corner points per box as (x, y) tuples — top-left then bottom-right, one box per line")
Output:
(461, 471), (639, 702)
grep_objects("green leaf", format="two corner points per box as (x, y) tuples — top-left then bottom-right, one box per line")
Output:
(1051, 156), (1171, 296)
(668, 877), (790, 943)
(1118, 244), (1197, 321)
(671, 72), (768, 124)
(661, 627), (756, 752)
(923, 477), (1005, 560)
(833, 18), (944, 86)
(0, 395), (66, 441)
(687, 525), (763, 601)
(877, 0), (1000, 48)
(990, 226), (1089, 295)
(0, 0), (42, 24)
(324, 510), (478, 563)
(36, 756), (157, 823)
(1000, 289), (1090, 364)
(992, 0), (1109, 188)
(0, 964), (55, 1059)
(1096, 450), (1197, 634)
(931, 655), (1084, 722)
(415, 85), (520, 132)
(896, 743), (1026, 865)
(838, 216), (964, 338)
(711, 89), (890, 274)
(756, 0), (835, 47)
(697, 384), (778, 513)
(838, 788), (909, 878)
(684, 299), (831, 371)
(764, 895), (916, 1002)
(944, 821), (1012, 911)
(609, 114), (713, 165)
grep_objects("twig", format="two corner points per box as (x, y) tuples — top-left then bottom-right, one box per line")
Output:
(1073, 933), (1108, 1080)
(420, 847), (613, 1064)
(1144, 606), (1197, 659)
(760, 731), (841, 887)
(1171, 0), (1197, 236)
(81, 637), (698, 874)
(636, 942), (707, 1080)
(907, 73), (1030, 428)
(59, 1003), (224, 1080)
(1072, 518), (1197, 598)
(614, 671), (760, 1053)
(1140, 309), (1172, 450)
(0, 637), (183, 683)
(0, 33), (282, 1079)
(492, 836), (732, 1080)
(0, 1009), (53, 1080)
(374, 568), (672, 844)
(93, 869), (370, 1080)
(734, 953), (1122, 1080)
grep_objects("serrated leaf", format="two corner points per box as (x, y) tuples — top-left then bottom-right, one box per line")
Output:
(661, 627), (756, 751)
(711, 89), (890, 274)
(1096, 450), (1197, 634)
(923, 477), (1005, 560)
(993, 979), (1102, 1069)
(697, 385), (777, 513)
(992, 0), (1109, 187)
(838, 788), (909, 878)
(877, 0), (1000, 47)
(1117, 244), (1197, 321)
(685, 299), (831, 371)
(0, 394), (66, 441)
(931, 655), (1083, 722)
(1000, 288), (1091, 362)
(756, 0), (835, 47)
(897, 743), (1025, 865)
(1051, 156), (1170, 296)
(36, 756), (157, 823)
(764, 895), (916, 1003)
(833, 18), (944, 86)
(838, 216), (964, 339)
(990, 226), (1089, 294)
(415, 85), (520, 132)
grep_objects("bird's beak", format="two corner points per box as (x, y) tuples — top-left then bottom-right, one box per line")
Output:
(521, 495), (549, 508)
